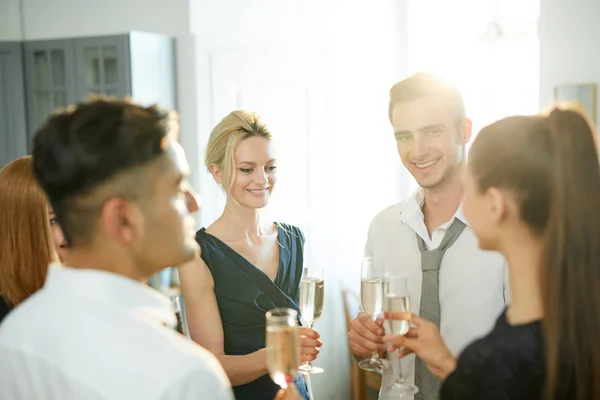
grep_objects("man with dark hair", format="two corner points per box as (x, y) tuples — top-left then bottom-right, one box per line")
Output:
(0, 98), (234, 399)
(348, 73), (509, 400)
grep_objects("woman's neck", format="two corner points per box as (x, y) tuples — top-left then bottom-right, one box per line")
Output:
(501, 232), (545, 325)
(218, 201), (266, 240)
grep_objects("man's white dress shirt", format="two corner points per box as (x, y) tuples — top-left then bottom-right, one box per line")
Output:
(0, 264), (234, 400)
(365, 190), (510, 399)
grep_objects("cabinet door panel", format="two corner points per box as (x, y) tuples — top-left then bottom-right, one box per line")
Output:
(74, 36), (130, 101)
(24, 39), (76, 138)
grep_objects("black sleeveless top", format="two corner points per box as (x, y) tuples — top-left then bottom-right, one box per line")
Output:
(442, 310), (576, 399)
(196, 223), (309, 400)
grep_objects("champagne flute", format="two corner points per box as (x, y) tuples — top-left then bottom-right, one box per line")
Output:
(298, 266), (325, 375)
(383, 273), (419, 396)
(358, 257), (390, 371)
(266, 308), (300, 389)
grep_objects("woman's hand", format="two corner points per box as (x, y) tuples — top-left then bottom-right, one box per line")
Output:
(383, 312), (457, 379)
(297, 326), (323, 362)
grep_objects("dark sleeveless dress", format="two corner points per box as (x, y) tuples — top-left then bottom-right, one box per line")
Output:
(196, 223), (309, 400)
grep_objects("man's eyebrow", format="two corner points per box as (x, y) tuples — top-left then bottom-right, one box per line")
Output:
(394, 124), (446, 137)
(417, 124), (445, 132)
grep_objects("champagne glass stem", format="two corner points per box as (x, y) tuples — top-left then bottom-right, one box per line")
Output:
(369, 316), (381, 363)
(369, 351), (380, 363)
(391, 348), (403, 384)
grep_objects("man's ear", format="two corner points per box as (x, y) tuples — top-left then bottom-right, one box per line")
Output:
(461, 118), (473, 144)
(100, 198), (145, 246)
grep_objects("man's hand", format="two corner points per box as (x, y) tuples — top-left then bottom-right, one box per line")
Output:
(348, 312), (386, 360)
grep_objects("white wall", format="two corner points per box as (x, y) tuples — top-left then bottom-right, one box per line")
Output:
(539, 0), (600, 117)
(0, 0), (23, 40)
(19, 0), (189, 39)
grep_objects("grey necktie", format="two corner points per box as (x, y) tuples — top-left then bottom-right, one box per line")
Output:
(414, 218), (466, 400)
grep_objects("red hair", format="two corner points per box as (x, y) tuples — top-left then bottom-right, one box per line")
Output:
(0, 156), (57, 306)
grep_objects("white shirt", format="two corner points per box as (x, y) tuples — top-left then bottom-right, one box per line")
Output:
(365, 190), (509, 399)
(0, 264), (234, 400)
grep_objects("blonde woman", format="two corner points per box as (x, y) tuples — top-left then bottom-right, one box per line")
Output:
(180, 111), (321, 399)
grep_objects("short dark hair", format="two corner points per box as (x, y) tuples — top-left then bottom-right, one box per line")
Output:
(388, 72), (465, 123)
(32, 97), (179, 246)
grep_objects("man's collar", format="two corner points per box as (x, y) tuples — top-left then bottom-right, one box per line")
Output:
(44, 264), (177, 327)
(398, 188), (469, 226)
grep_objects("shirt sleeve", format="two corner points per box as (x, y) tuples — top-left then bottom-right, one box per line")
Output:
(158, 365), (234, 400)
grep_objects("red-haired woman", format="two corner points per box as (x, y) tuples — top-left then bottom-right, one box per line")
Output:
(0, 156), (66, 323)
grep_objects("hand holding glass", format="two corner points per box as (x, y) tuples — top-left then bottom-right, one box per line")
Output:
(298, 266), (325, 375)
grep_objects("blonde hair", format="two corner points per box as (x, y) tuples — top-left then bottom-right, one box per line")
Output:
(0, 156), (58, 306)
(205, 110), (272, 191)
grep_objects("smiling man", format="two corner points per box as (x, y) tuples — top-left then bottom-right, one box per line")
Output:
(348, 73), (509, 400)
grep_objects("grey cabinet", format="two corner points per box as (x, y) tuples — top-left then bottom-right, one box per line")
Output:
(74, 35), (130, 100)
(0, 42), (28, 167)
(23, 32), (176, 139)
(23, 39), (77, 142)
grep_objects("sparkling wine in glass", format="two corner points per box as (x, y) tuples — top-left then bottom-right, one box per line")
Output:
(358, 257), (390, 371)
(266, 308), (300, 389)
(298, 266), (325, 375)
(383, 273), (419, 396)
